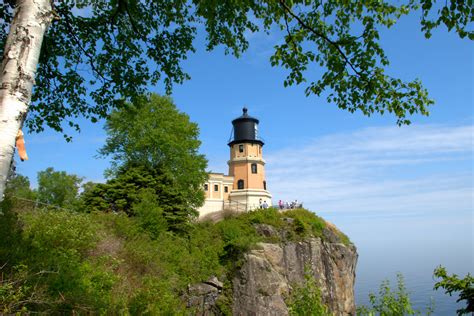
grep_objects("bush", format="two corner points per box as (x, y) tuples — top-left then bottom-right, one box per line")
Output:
(21, 210), (100, 256)
(284, 209), (326, 238)
(0, 264), (38, 314)
(357, 273), (433, 316)
(244, 207), (282, 227)
(128, 277), (186, 315)
(434, 266), (473, 315)
(0, 198), (350, 314)
(133, 189), (168, 239)
(216, 218), (260, 266)
(287, 270), (331, 316)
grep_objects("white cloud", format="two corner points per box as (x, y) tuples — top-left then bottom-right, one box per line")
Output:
(266, 124), (473, 218)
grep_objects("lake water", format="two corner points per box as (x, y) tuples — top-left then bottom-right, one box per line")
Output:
(325, 211), (473, 315)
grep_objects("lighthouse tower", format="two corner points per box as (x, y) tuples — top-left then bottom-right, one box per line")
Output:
(227, 108), (272, 209)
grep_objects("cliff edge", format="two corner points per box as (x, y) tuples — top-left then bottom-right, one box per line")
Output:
(189, 210), (358, 316)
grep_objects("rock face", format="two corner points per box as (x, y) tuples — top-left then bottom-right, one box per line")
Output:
(187, 276), (224, 315)
(186, 222), (358, 316)
(232, 226), (358, 316)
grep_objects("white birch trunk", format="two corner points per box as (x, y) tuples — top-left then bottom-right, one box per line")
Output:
(0, 0), (52, 202)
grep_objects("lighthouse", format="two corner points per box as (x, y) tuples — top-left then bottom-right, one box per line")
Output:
(198, 107), (272, 217)
(227, 107), (272, 209)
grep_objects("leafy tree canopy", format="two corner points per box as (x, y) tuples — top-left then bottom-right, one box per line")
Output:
(99, 93), (207, 207)
(37, 167), (83, 208)
(1, 0), (472, 136)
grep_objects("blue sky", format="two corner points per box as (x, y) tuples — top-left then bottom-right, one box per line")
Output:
(15, 8), (472, 297)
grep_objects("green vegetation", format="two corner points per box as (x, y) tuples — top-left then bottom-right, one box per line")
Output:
(434, 266), (474, 315)
(82, 94), (207, 232)
(82, 165), (195, 232)
(287, 270), (332, 316)
(37, 167), (83, 208)
(1, 174), (340, 314)
(99, 94), (208, 210)
(357, 273), (434, 316)
(355, 268), (474, 316)
(1, 0), (471, 137)
(2, 170), (471, 315)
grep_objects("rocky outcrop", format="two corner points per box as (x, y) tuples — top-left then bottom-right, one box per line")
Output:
(187, 222), (358, 316)
(187, 276), (224, 315)
(232, 226), (357, 316)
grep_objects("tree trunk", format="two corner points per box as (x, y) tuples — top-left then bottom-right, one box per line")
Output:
(0, 0), (52, 202)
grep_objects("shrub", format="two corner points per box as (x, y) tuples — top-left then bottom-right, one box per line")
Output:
(1, 193), (352, 314)
(128, 277), (186, 315)
(19, 210), (117, 312)
(216, 218), (260, 265)
(284, 209), (326, 238)
(434, 266), (473, 315)
(357, 273), (433, 316)
(133, 189), (168, 239)
(287, 270), (331, 316)
(0, 264), (39, 314)
(244, 207), (282, 227)
(21, 210), (100, 256)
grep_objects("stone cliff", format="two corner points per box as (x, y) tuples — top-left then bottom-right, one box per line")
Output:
(188, 219), (358, 315)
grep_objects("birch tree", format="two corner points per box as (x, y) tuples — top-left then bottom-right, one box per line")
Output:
(0, 0), (52, 201)
(0, 0), (472, 201)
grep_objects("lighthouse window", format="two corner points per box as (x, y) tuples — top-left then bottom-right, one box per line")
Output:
(239, 145), (244, 153)
(204, 184), (208, 191)
(251, 163), (257, 174)
(237, 179), (244, 190)
(214, 184), (219, 192)
(263, 181), (267, 190)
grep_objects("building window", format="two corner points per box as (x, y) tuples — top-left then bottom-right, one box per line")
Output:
(204, 184), (208, 191)
(263, 181), (267, 190)
(214, 184), (219, 192)
(224, 186), (228, 193)
(239, 144), (244, 153)
(237, 179), (244, 190)
(251, 163), (257, 174)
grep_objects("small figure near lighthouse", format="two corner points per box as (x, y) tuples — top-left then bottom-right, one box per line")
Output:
(198, 107), (272, 217)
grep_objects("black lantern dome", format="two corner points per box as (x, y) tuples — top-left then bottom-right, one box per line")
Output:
(228, 107), (264, 146)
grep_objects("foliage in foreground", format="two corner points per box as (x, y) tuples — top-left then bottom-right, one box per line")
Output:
(1, 0), (471, 136)
(287, 271), (332, 316)
(434, 266), (474, 315)
(357, 273), (434, 316)
(2, 176), (470, 315)
(1, 181), (339, 315)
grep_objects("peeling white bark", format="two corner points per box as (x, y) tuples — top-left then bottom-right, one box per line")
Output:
(0, 0), (52, 201)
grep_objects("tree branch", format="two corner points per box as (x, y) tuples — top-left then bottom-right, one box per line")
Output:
(57, 7), (112, 85)
(278, 0), (364, 78)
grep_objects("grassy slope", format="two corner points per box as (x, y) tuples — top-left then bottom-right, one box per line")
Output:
(0, 202), (351, 315)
